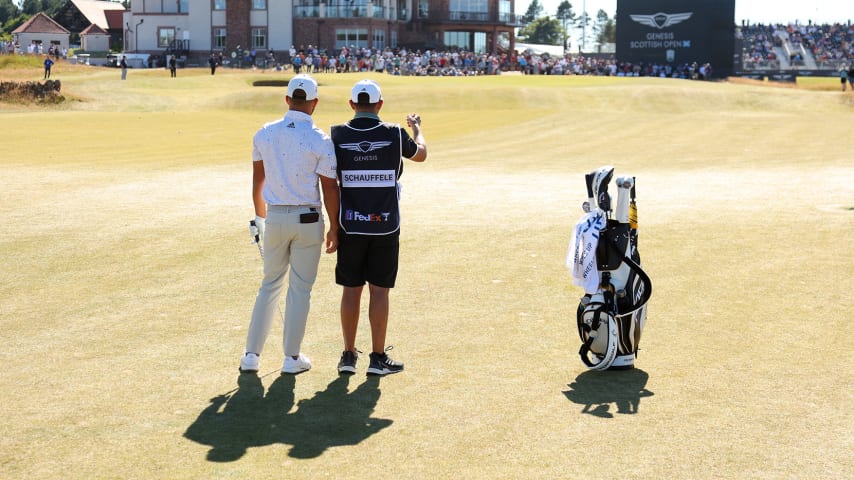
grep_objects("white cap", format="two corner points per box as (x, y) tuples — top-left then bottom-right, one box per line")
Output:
(286, 74), (318, 100)
(351, 79), (382, 104)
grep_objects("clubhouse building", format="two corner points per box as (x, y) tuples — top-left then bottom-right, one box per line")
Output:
(123, 0), (520, 61)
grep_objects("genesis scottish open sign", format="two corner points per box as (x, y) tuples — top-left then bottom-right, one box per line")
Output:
(616, 0), (735, 77)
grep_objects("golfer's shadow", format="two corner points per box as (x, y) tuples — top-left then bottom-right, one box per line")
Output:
(183, 373), (391, 461)
(563, 368), (653, 417)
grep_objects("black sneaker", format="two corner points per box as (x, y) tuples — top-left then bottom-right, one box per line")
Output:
(337, 350), (359, 374)
(366, 349), (404, 376)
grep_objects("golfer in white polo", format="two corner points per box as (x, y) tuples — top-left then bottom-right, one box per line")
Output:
(239, 74), (340, 375)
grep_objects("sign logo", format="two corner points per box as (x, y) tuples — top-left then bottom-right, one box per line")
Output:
(339, 141), (392, 153)
(630, 12), (692, 29)
(344, 210), (390, 222)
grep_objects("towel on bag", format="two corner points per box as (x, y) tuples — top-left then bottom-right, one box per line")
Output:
(567, 210), (605, 295)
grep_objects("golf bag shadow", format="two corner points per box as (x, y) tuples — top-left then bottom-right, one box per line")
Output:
(568, 166), (652, 371)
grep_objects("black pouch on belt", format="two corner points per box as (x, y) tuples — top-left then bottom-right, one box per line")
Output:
(300, 212), (320, 223)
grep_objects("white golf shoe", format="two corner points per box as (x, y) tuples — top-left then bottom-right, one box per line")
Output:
(281, 353), (311, 374)
(239, 352), (260, 373)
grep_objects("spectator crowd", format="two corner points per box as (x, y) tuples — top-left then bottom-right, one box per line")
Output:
(739, 22), (853, 70)
(4, 20), (851, 79)
(275, 43), (714, 80)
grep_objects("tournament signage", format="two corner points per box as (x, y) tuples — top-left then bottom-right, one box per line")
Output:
(616, 0), (735, 77)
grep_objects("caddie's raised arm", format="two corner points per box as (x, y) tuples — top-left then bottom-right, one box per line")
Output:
(406, 113), (427, 162)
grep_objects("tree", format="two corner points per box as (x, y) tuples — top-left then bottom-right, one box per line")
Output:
(41, 0), (64, 16)
(555, 1), (575, 51)
(20, 0), (40, 15)
(517, 16), (563, 45)
(2, 12), (27, 36)
(522, 0), (544, 24)
(556, 1), (574, 21)
(594, 10), (616, 49)
(575, 10), (591, 51)
(20, 0), (64, 16)
(0, 0), (19, 25)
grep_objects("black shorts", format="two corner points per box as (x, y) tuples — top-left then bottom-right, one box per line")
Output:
(335, 230), (400, 288)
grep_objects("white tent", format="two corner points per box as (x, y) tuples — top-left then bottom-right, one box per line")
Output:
(515, 42), (565, 56)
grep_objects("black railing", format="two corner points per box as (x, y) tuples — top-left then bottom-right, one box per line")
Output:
(289, 7), (519, 24)
(294, 6), (320, 17)
(165, 39), (190, 56)
(294, 5), (386, 19)
(418, 11), (521, 25)
(449, 11), (488, 22)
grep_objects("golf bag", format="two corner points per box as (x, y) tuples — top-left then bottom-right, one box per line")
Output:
(567, 166), (652, 370)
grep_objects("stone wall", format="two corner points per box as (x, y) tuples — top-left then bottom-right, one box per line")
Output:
(0, 80), (64, 103)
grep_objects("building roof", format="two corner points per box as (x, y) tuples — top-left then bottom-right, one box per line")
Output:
(81, 23), (108, 35)
(12, 12), (71, 34)
(69, 0), (126, 30)
(103, 9), (124, 30)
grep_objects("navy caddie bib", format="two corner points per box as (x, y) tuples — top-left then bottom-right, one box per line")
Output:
(331, 121), (404, 235)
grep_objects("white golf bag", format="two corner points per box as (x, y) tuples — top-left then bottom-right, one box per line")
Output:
(567, 166), (652, 370)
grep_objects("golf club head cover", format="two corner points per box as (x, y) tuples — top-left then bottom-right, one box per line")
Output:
(591, 166), (614, 213)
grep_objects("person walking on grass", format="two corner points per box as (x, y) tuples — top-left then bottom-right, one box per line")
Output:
(43, 55), (53, 79)
(239, 74), (340, 375)
(169, 55), (177, 78)
(120, 56), (128, 80)
(330, 79), (428, 376)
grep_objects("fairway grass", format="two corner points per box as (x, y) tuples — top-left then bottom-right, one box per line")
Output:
(1, 66), (852, 479)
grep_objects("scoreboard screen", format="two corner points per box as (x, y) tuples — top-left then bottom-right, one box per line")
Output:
(616, 0), (736, 76)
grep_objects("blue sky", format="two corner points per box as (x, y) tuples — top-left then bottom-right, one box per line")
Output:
(518, 0), (852, 25)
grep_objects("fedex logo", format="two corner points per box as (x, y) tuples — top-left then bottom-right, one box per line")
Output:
(344, 210), (391, 222)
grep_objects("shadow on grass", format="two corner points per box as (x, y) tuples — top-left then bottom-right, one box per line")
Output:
(184, 373), (392, 461)
(563, 368), (654, 418)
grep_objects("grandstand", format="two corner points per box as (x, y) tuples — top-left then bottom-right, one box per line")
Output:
(737, 22), (853, 73)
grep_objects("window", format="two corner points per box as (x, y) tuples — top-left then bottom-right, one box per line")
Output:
(251, 28), (267, 49)
(417, 0), (428, 18)
(450, 0), (488, 21)
(252, 0), (266, 9)
(443, 31), (486, 52)
(444, 31), (469, 50)
(214, 0), (226, 10)
(158, 27), (176, 48)
(327, 0), (367, 18)
(294, 0), (320, 17)
(336, 28), (368, 49)
(373, 29), (385, 49)
(213, 28), (226, 49)
(165, 0), (189, 13)
(499, 0), (511, 22)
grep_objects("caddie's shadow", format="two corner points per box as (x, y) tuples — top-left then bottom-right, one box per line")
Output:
(183, 373), (391, 461)
(562, 368), (653, 418)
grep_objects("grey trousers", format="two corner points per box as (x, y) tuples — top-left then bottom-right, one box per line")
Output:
(245, 205), (324, 358)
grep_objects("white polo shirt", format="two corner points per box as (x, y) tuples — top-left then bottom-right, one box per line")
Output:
(252, 110), (337, 207)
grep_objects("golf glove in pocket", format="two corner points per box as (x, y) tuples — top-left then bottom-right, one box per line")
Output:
(249, 216), (265, 244)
